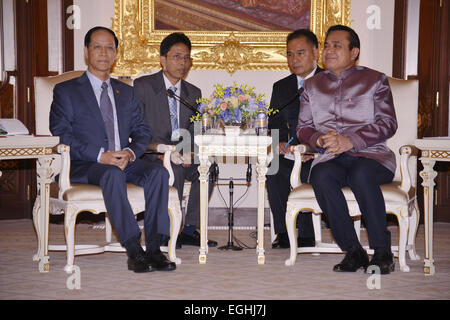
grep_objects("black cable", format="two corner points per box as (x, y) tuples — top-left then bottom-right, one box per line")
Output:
(215, 183), (230, 209)
(216, 182), (259, 249)
(232, 235), (256, 249)
(233, 185), (249, 207)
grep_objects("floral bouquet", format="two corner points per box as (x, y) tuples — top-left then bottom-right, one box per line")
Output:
(191, 82), (277, 127)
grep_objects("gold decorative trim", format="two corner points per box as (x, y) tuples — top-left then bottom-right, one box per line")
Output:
(429, 150), (450, 159)
(421, 149), (450, 160)
(0, 147), (53, 158)
(111, 0), (351, 76)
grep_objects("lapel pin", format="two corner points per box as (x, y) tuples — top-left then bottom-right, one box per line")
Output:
(116, 89), (120, 95)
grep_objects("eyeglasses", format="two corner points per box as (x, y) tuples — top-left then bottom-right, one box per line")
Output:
(167, 54), (191, 62)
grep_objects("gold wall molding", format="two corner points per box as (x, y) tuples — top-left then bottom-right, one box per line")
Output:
(111, 0), (351, 76)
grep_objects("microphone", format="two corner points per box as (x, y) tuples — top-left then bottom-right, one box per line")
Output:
(167, 88), (200, 115)
(209, 161), (219, 184)
(270, 87), (304, 117)
(246, 162), (252, 184)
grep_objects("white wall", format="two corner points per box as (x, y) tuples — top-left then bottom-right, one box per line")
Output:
(2, 0), (15, 72)
(350, 0), (394, 76)
(71, 0), (396, 208)
(73, 0), (115, 71)
(48, 0), (62, 73)
(406, 0), (420, 78)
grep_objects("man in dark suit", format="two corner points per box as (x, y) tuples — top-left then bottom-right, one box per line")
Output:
(50, 26), (175, 273)
(267, 29), (323, 249)
(134, 33), (217, 248)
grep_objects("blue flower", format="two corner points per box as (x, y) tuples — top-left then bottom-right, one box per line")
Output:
(232, 108), (242, 123)
(220, 109), (232, 123)
(193, 83), (274, 124)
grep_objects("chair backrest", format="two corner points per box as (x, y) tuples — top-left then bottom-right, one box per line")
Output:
(34, 71), (84, 135)
(386, 77), (419, 185)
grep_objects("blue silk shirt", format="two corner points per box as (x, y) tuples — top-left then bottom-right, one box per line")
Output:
(297, 66), (398, 174)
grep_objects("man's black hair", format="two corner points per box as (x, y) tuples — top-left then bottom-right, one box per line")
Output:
(160, 32), (192, 56)
(84, 26), (119, 48)
(286, 29), (319, 49)
(325, 25), (360, 61)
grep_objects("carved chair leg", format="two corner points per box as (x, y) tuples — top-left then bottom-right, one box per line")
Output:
(285, 202), (299, 266)
(167, 191), (182, 265)
(312, 212), (322, 244)
(64, 205), (79, 274)
(105, 214), (113, 243)
(32, 198), (42, 262)
(407, 199), (421, 260)
(353, 218), (361, 242)
(397, 207), (410, 272)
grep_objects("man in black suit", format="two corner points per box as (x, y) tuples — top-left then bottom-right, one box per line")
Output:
(134, 33), (217, 248)
(50, 26), (175, 273)
(267, 29), (323, 249)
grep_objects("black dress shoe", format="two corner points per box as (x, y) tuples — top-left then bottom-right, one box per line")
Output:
(298, 236), (315, 248)
(145, 250), (176, 271)
(127, 252), (154, 273)
(272, 232), (290, 249)
(367, 251), (395, 274)
(177, 231), (218, 247)
(333, 247), (369, 272)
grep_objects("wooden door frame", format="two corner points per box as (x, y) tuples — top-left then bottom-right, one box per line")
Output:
(393, 0), (450, 222)
(0, 0), (74, 219)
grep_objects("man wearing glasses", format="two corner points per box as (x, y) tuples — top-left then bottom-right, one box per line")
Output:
(134, 33), (217, 249)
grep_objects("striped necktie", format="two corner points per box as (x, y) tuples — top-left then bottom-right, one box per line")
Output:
(168, 86), (179, 141)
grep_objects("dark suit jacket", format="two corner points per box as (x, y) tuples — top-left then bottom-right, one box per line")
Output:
(133, 70), (201, 153)
(269, 67), (323, 145)
(50, 72), (152, 183)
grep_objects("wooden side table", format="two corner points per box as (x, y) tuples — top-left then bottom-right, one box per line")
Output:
(0, 135), (60, 272)
(195, 134), (272, 264)
(414, 138), (450, 276)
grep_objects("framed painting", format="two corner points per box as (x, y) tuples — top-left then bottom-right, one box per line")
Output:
(111, 0), (351, 76)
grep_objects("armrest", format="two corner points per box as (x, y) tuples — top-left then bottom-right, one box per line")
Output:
(398, 145), (418, 194)
(56, 143), (71, 199)
(147, 142), (176, 186)
(56, 142), (176, 200)
(290, 144), (316, 188)
(147, 142), (173, 154)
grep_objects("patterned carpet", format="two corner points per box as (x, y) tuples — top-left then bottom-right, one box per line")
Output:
(0, 219), (449, 301)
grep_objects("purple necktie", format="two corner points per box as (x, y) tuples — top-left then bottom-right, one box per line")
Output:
(100, 82), (115, 151)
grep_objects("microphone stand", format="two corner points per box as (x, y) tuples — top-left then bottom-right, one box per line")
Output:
(218, 178), (243, 251)
(167, 88), (200, 115)
(218, 161), (252, 251)
(269, 87), (303, 118)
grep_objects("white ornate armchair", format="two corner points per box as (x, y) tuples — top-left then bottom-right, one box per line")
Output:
(284, 78), (420, 272)
(33, 71), (182, 273)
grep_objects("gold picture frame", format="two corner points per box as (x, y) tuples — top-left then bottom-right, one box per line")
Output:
(111, 0), (351, 76)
